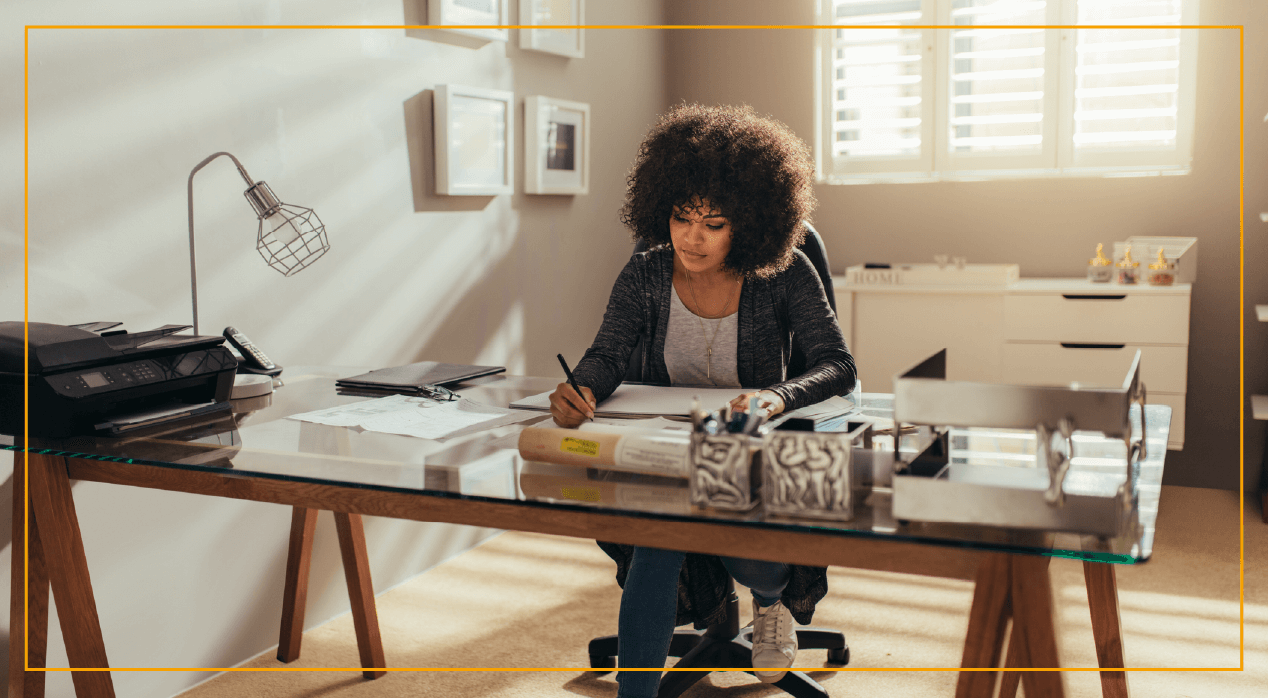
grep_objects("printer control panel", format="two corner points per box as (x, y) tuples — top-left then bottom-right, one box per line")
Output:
(48, 349), (236, 399)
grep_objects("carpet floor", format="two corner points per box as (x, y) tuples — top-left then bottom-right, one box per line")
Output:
(177, 485), (1265, 698)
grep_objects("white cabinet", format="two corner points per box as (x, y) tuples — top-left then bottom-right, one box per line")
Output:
(836, 277), (1191, 450)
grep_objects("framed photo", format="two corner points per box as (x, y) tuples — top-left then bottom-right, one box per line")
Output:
(524, 96), (589, 195)
(434, 85), (514, 196)
(429, 0), (508, 43)
(518, 0), (584, 57)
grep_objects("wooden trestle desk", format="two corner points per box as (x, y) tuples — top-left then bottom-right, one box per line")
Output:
(4, 370), (1169, 698)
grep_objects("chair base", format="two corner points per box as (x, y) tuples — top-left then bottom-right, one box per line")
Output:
(588, 589), (848, 698)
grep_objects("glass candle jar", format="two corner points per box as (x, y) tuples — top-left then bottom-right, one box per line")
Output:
(1087, 243), (1113, 283)
(1116, 245), (1140, 284)
(1147, 249), (1176, 286)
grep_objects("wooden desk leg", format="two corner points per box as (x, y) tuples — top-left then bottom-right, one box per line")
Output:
(333, 513), (386, 679)
(1010, 555), (1063, 698)
(277, 507), (318, 663)
(9, 454), (49, 698)
(998, 626), (1024, 698)
(956, 553), (1012, 698)
(1083, 561), (1129, 698)
(27, 453), (115, 698)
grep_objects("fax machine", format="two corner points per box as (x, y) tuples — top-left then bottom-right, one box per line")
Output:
(0, 322), (238, 437)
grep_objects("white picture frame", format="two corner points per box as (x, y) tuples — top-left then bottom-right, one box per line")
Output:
(518, 0), (584, 58)
(429, 0), (508, 43)
(524, 95), (589, 195)
(434, 85), (515, 196)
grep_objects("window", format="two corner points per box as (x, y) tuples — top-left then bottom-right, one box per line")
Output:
(817, 0), (1200, 182)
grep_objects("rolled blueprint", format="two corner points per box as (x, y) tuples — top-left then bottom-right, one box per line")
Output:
(517, 425), (690, 478)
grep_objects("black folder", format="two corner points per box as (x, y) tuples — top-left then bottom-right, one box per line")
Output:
(335, 361), (505, 392)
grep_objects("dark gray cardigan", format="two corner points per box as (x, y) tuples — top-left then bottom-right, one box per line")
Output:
(574, 246), (857, 628)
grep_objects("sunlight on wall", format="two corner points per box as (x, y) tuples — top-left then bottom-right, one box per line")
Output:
(474, 299), (527, 375)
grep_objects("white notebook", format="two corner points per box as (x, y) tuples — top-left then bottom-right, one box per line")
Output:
(510, 384), (746, 418)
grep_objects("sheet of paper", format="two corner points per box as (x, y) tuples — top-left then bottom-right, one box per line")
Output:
(782, 394), (859, 419)
(511, 384), (745, 417)
(585, 416), (692, 432)
(288, 395), (539, 440)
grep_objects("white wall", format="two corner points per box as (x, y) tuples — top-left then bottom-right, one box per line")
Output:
(0, 1), (667, 696)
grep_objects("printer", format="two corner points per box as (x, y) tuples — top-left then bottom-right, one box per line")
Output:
(0, 322), (238, 437)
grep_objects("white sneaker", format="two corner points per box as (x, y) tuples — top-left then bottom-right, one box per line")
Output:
(750, 598), (797, 683)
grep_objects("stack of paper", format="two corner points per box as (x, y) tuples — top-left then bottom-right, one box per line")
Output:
(289, 395), (539, 440)
(510, 384), (747, 418)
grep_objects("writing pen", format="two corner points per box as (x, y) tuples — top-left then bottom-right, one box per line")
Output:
(556, 353), (592, 420)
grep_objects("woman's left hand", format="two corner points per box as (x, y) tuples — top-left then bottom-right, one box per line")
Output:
(728, 389), (785, 417)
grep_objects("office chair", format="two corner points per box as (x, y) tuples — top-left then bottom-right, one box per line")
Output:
(589, 222), (850, 698)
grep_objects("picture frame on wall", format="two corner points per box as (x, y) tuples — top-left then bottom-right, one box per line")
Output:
(524, 96), (589, 195)
(434, 85), (515, 196)
(429, 0), (509, 43)
(518, 0), (584, 58)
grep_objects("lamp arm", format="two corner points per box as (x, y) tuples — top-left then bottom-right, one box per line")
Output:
(187, 152), (257, 336)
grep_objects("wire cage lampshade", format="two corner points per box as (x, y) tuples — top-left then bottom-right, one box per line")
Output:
(244, 180), (330, 276)
(187, 151), (331, 335)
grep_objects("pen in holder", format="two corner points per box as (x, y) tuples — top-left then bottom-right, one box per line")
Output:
(688, 431), (760, 511)
(762, 421), (872, 520)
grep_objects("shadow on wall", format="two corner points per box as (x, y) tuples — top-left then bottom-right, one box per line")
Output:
(403, 89), (497, 213)
(408, 206), (524, 366)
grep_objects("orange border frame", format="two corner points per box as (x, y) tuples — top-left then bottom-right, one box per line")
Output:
(20, 22), (1246, 677)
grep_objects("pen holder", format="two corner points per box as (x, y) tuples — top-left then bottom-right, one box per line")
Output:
(762, 422), (872, 521)
(688, 432), (760, 511)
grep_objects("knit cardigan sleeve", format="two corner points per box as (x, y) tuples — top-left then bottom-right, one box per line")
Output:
(570, 253), (650, 402)
(762, 250), (857, 411)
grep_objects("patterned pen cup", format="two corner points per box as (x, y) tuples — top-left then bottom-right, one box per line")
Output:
(762, 421), (872, 521)
(689, 432), (761, 511)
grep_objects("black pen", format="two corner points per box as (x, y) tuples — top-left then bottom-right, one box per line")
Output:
(556, 354), (591, 420)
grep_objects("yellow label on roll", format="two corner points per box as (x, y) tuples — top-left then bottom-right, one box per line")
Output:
(561, 486), (601, 502)
(561, 436), (600, 457)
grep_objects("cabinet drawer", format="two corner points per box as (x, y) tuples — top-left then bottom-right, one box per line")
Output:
(1150, 392), (1185, 451)
(1003, 293), (1190, 344)
(1001, 343), (1188, 394)
(851, 291), (1004, 393)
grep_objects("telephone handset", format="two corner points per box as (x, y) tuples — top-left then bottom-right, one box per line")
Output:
(223, 327), (281, 375)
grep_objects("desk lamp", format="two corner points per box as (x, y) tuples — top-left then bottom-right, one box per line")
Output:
(186, 151), (330, 336)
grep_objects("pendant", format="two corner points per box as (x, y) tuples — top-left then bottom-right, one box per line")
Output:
(707, 347), (712, 379)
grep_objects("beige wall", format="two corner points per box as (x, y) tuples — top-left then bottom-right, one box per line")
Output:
(0, 1), (666, 695)
(666, 0), (1263, 493)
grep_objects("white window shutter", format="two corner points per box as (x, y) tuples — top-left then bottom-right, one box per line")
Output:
(822, 0), (935, 178)
(1066, 0), (1198, 170)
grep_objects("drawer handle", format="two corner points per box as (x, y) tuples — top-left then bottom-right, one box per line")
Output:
(1060, 342), (1126, 350)
(1061, 294), (1126, 300)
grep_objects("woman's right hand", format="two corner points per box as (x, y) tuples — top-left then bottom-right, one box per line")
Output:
(549, 382), (596, 427)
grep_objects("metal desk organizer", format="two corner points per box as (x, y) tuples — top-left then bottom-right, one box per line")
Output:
(689, 432), (760, 511)
(762, 421), (872, 520)
(890, 349), (1148, 537)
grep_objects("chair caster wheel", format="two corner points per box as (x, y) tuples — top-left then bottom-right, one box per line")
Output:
(589, 654), (615, 674)
(827, 646), (850, 665)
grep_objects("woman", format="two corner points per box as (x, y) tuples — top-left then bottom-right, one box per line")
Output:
(547, 103), (856, 697)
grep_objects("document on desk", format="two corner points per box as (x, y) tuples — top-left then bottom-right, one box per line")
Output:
(510, 384), (745, 418)
(288, 394), (539, 440)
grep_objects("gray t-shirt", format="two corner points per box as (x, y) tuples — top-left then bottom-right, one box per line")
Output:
(664, 286), (741, 389)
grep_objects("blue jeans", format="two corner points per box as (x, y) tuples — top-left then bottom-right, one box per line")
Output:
(615, 546), (790, 698)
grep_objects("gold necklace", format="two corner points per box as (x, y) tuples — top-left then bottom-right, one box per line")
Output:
(685, 270), (740, 380)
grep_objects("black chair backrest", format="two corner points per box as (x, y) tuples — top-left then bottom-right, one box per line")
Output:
(623, 221), (836, 383)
